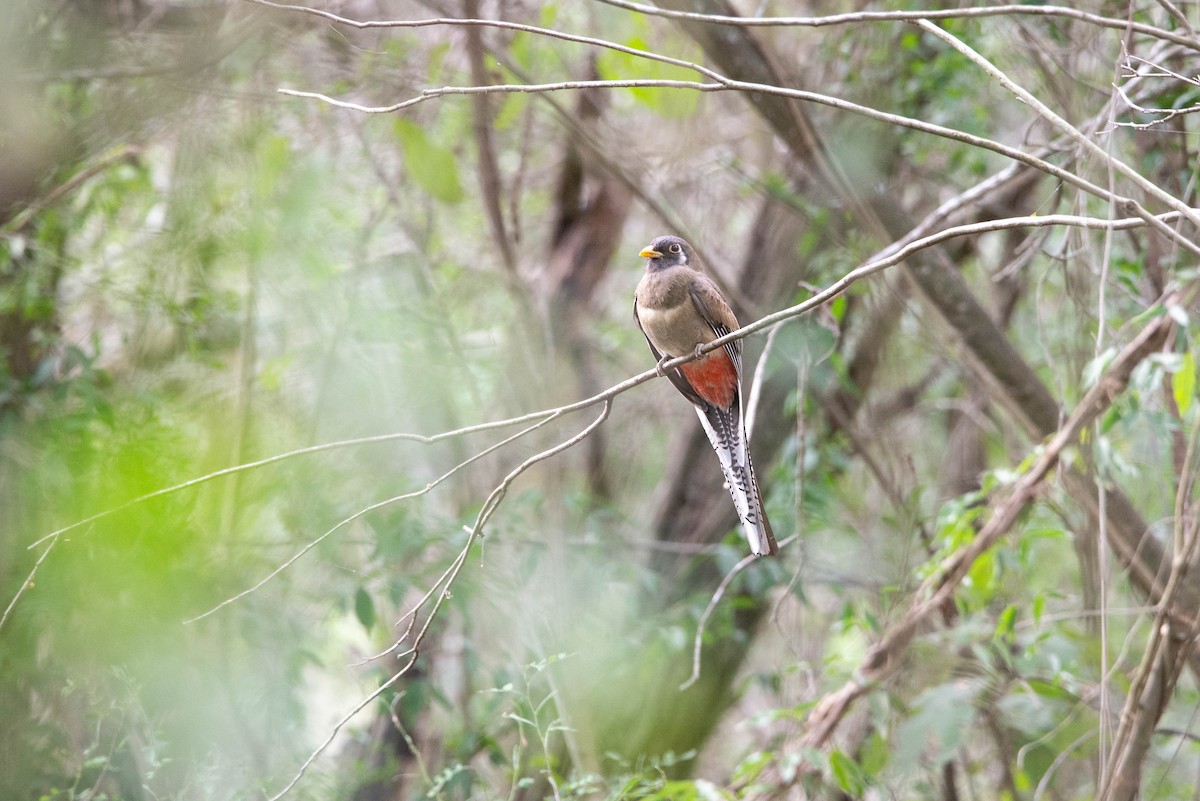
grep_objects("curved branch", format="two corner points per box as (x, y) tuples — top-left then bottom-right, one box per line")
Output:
(918, 20), (1200, 231)
(246, 0), (727, 80)
(597, 0), (1200, 52)
(16, 208), (1191, 559)
(796, 300), (1178, 755)
(184, 411), (565, 623)
(280, 75), (1200, 256)
(263, 401), (612, 801)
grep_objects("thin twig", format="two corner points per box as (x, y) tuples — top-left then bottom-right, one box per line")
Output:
(744, 321), (784, 442)
(246, 0), (726, 80)
(796, 300), (1177, 754)
(680, 534), (799, 691)
(596, 0), (1200, 52)
(679, 552), (757, 691)
(0, 535), (60, 633)
(26, 411), (556, 551)
(917, 20), (1200, 233)
(185, 412), (563, 623)
(280, 69), (1200, 257)
(266, 651), (419, 801)
(264, 403), (611, 801)
(22, 208), (1192, 562)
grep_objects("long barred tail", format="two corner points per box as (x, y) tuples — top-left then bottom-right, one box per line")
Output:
(693, 403), (778, 556)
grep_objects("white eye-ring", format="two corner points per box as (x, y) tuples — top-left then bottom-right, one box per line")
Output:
(669, 243), (683, 254)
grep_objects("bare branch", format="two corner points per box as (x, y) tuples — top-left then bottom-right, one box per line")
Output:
(596, 0), (1200, 52)
(266, 651), (419, 801)
(679, 535), (801, 691)
(1099, 417), (1200, 801)
(1111, 53), (1200, 130)
(277, 40), (1197, 255)
(918, 20), (1200, 232)
(20, 208), (1191, 562)
(246, 0), (726, 80)
(0, 535), (60, 633)
(25, 410), (558, 551)
(184, 412), (564, 624)
(264, 402), (611, 801)
(796, 300), (1178, 755)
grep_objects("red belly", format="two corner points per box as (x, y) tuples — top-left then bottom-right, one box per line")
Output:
(680, 351), (737, 408)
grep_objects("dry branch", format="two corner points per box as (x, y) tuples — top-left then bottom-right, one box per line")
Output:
(597, 0), (1200, 52)
(11, 208), (1168, 583)
(797, 298), (1177, 753)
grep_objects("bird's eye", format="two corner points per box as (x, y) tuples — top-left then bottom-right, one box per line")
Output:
(668, 243), (683, 254)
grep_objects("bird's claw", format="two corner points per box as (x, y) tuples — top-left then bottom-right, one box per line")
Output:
(693, 343), (706, 359)
(655, 355), (671, 376)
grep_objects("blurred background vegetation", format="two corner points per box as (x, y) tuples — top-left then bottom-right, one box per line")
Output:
(3, 1), (1200, 799)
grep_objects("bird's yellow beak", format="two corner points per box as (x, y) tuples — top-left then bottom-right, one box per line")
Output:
(640, 248), (662, 259)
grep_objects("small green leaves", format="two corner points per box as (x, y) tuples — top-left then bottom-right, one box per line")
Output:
(596, 37), (701, 118)
(829, 748), (868, 796)
(354, 586), (376, 632)
(1174, 350), (1195, 416)
(394, 118), (465, 203)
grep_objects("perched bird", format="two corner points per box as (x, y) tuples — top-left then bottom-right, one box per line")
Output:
(633, 235), (777, 556)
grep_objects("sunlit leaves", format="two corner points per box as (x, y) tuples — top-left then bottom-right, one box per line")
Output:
(1174, 350), (1195, 416)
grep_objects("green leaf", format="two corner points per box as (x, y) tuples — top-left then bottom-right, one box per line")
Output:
(829, 749), (867, 796)
(254, 134), (292, 200)
(354, 586), (376, 632)
(394, 118), (465, 203)
(894, 681), (981, 768)
(860, 730), (889, 778)
(596, 37), (701, 118)
(995, 604), (1017, 640)
(1174, 350), (1195, 416)
(1082, 346), (1118, 390)
(830, 294), (848, 322)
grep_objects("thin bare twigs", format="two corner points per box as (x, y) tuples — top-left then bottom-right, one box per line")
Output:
(261, 1), (1200, 258)
(680, 551), (758, 691)
(278, 80), (721, 114)
(744, 321), (783, 442)
(14, 209), (1189, 568)
(596, 0), (1200, 52)
(1099, 416), (1200, 801)
(185, 412), (564, 624)
(265, 651), (418, 801)
(251, 0), (1200, 54)
(918, 20), (1200, 235)
(23, 413), (560, 551)
(0, 535), (60, 633)
(797, 302), (1177, 753)
(263, 402), (611, 801)
(680, 533), (800, 691)
(1113, 53), (1200, 130)
(246, 0), (726, 81)
(280, 68), (1199, 258)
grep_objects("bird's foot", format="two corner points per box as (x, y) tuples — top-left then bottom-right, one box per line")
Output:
(655, 355), (671, 376)
(693, 343), (706, 360)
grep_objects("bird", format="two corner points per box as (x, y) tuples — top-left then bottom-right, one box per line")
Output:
(633, 235), (777, 556)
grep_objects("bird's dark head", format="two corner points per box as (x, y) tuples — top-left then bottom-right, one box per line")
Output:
(639, 235), (693, 271)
